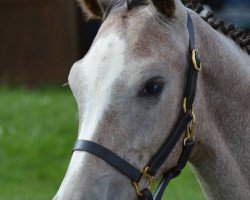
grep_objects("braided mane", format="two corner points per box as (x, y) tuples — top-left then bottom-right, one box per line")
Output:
(185, 2), (250, 55)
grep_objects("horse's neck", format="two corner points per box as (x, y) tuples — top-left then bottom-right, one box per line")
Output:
(189, 12), (250, 200)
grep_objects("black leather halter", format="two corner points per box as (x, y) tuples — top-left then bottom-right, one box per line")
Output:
(73, 12), (201, 200)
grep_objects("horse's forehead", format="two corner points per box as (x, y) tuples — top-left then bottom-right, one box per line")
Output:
(70, 11), (183, 94)
(83, 32), (125, 83)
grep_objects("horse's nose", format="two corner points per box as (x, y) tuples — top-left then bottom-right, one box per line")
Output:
(53, 151), (135, 200)
(53, 152), (102, 200)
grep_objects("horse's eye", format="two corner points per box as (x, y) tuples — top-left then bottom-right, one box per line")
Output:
(143, 80), (164, 97)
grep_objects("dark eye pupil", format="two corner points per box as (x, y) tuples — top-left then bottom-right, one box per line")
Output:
(144, 82), (163, 96)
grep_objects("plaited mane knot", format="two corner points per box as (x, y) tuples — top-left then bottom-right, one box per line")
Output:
(185, 1), (250, 55)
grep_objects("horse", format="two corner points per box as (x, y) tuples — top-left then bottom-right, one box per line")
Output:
(53, 0), (250, 199)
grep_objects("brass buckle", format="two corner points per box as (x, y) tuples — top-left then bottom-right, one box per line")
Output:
(133, 167), (154, 196)
(183, 97), (195, 121)
(184, 109), (195, 146)
(192, 49), (201, 71)
(183, 97), (196, 146)
(184, 125), (195, 146)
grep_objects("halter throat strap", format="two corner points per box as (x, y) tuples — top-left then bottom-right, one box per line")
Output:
(73, 12), (200, 200)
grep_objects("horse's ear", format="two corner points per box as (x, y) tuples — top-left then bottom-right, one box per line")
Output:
(77, 0), (103, 20)
(150, 0), (176, 17)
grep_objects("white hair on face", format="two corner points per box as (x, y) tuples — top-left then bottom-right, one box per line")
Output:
(73, 32), (126, 141)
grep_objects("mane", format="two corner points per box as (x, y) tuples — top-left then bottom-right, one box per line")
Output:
(97, 0), (148, 19)
(126, 0), (148, 9)
(185, 2), (250, 55)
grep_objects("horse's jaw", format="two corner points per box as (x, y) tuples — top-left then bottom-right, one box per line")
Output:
(53, 151), (137, 200)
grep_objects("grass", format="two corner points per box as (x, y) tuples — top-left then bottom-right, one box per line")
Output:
(0, 87), (205, 200)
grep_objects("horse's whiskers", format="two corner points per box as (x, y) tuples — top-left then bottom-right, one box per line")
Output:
(62, 82), (69, 87)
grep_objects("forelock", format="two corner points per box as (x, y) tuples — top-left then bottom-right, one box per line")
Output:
(98, 0), (149, 18)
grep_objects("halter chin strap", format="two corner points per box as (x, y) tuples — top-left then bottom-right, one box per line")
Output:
(73, 12), (201, 200)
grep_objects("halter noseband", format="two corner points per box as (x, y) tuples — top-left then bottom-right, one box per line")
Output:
(73, 12), (201, 200)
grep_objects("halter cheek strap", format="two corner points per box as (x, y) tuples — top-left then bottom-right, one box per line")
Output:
(73, 12), (201, 200)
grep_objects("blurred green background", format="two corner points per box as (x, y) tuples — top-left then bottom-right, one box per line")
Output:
(0, 87), (77, 199)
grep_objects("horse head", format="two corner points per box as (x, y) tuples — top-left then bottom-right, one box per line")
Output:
(53, 0), (250, 199)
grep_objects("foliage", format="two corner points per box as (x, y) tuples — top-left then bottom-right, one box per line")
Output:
(0, 87), (205, 200)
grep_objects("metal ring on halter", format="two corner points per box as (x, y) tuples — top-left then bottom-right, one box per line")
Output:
(183, 97), (187, 113)
(133, 167), (154, 197)
(184, 136), (194, 146)
(192, 49), (201, 71)
(184, 125), (195, 146)
(190, 108), (196, 123)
